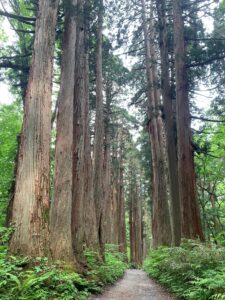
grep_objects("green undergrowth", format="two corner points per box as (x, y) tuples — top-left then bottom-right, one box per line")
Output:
(0, 227), (127, 300)
(143, 240), (225, 300)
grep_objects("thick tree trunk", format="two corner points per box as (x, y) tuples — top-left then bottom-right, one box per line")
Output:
(9, 0), (59, 256)
(111, 148), (120, 245)
(72, 0), (88, 264)
(117, 132), (127, 254)
(129, 185), (134, 264)
(71, 10), (85, 264)
(118, 167), (126, 253)
(141, 0), (172, 247)
(102, 84), (113, 245)
(93, 0), (105, 253)
(71, 0), (98, 266)
(156, 0), (181, 246)
(172, 0), (204, 240)
(142, 204), (148, 260)
(83, 41), (98, 249)
(129, 180), (143, 266)
(49, 0), (77, 263)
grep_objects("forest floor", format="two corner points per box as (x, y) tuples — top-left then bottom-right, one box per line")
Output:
(89, 269), (178, 300)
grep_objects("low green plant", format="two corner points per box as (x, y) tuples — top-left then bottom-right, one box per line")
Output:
(84, 244), (127, 285)
(143, 240), (225, 300)
(0, 227), (127, 299)
(0, 103), (22, 226)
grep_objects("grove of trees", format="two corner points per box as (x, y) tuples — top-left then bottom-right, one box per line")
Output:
(0, 0), (225, 296)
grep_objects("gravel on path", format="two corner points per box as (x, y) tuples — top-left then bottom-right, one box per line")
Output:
(89, 269), (177, 300)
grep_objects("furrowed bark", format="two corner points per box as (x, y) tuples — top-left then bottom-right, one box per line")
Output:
(71, 0), (86, 264)
(141, 0), (172, 247)
(117, 131), (127, 254)
(93, 0), (105, 254)
(102, 83), (113, 245)
(172, 0), (204, 240)
(156, 0), (181, 246)
(50, 0), (77, 264)
(82, 27), (98, 249)
(9, 0), (59, 256)
(129, 178), (143, 266)
(71, 0), (98, 265)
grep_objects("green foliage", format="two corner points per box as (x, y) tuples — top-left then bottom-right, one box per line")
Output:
(143, 240), (225, 300)
(194, 121), (225, 243)
(0, 17), (8, 43)
(0, 258), (90, 300)
(222, 0), (225, 9)
(0, 0), (34, 99)
(0, 103), (22, 226)
(0, 229), (127, 299)
(85, 244), (127, 285)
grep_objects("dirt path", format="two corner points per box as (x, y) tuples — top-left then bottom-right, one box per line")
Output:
(89, 269), (177, 300)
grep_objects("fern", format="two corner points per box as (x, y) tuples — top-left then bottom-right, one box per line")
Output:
(143, 240), (225, 300)
(0, 227), (127, 299)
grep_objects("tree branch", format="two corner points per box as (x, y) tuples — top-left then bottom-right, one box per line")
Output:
(0, 61), (29, 71)
(187, 54), (225, 68)
(0, 9), (35, 24)
(0, 53), (32, 60)
(191, 115), (225, 123)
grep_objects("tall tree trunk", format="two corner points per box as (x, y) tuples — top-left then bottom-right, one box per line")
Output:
(129, 179), (143, 266)
(117, 131), (127, 254)
(117, 165), (126, 253)
(172, 0), (204, 240)
(111, 143), (120, 245)
(156, 0), (181, 246)
(142, 203), (148, 260)
(71, 0), (98, 266)
(82, 27), (98, 249)
(129, 182), (134, 264)
(71, 0), (87, 264)
(9, 0), (59, 256)
(141, 0), (172, 247)
(134, 184), (143, 266)
(93, 0), (104, 253)
(49, 0), (77, 263)
(102, 83), (113, 245)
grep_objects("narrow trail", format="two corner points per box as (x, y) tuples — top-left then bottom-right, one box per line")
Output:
(89, 269), (177, 300)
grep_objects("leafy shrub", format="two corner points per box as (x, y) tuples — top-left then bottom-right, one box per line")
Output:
(143, 240), (225, 300)
(98, 248), (127, 284)
(84, 244), (127, 285)
(0, 103), (22, 226)
(0, 227), (127, 299)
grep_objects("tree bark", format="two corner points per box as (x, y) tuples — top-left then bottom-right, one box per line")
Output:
(129, 178), (143, 266)
(129, 182), (134, 264)
(117, 131), (127, 254)
(93, 0), (105, 253)
(82, 29), (98, 249)
(102, 83), (113, 245)
(172, 0), (204, 240)
(71, 0), (87, 264)
(111, 143), (120, 245)
(156, 0), (181, 246)
(71, 0), (98, 266)
(9, 0), (59, 256)
(142, 203), (148, 260)
(141, 0), (172, 247)
(49, 0), (77, 264)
